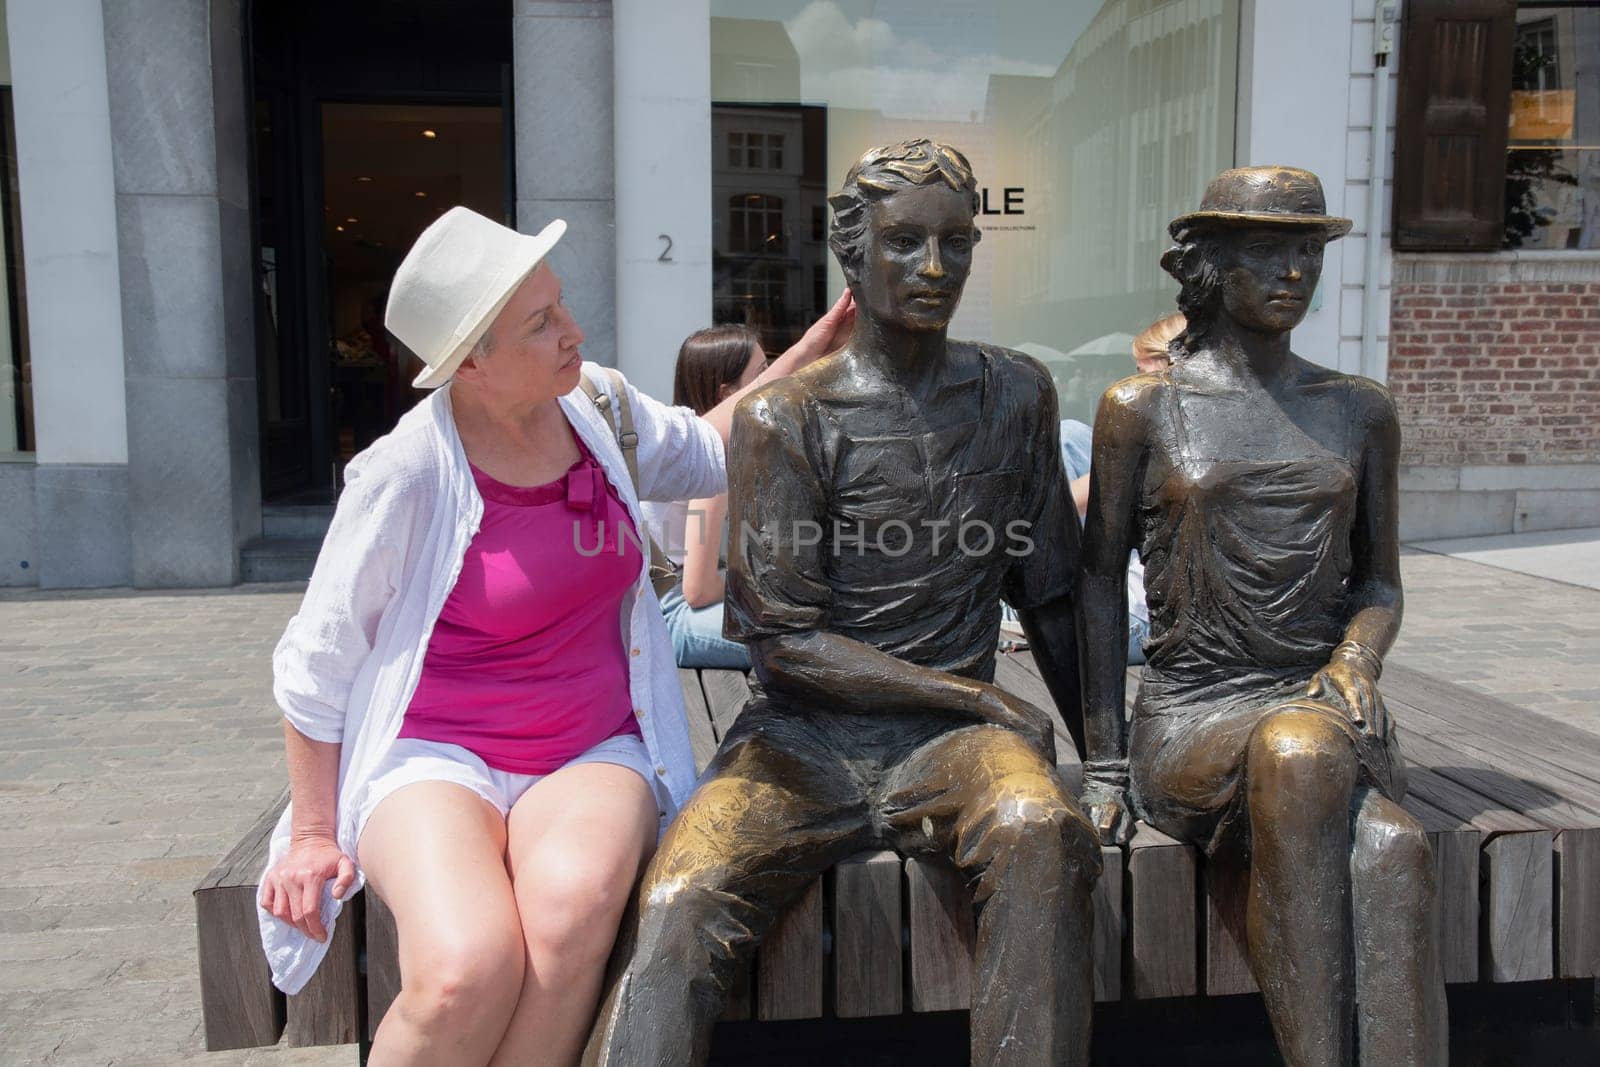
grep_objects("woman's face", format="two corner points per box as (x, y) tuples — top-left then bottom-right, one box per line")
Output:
(459, 262), (585, 401)
(1218, 228), (1324, 335)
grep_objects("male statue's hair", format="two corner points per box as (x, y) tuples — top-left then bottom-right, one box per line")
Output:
(827, 139), (983, 280)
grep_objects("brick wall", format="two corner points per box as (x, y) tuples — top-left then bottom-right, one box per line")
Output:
(1387, 278), (1600, 467)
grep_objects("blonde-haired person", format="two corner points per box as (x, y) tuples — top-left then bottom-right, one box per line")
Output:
(257, 207), (852, 1066)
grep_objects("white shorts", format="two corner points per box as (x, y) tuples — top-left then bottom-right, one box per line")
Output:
(355, 733), (660, 863)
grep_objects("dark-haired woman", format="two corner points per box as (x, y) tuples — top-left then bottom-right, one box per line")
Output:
(643, 325), (765, 669)
(1077, 167), (1445, 1065)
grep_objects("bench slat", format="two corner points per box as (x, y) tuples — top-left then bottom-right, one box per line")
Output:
(757, 878), (824, 1020)
(1406, 795), (1481, 983)
(1094, 845), (1124, 1002)
(678, 668), (720, 775)
(286, 893), (362, 1046)
(1556, 828), (1600, 979)
(195, 789), (287, 1051)
(833, 851), (903, 1018)
(1127, 824), (1198, 999)
(1483, 830), (1557, 982)
(1385, 665), (1600, 788)
(907, 858), (974, 1012)
(366, 890), (401, 1040)
(700, 669), (752, 742)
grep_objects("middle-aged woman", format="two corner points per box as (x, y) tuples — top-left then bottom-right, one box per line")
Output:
(256, 207), (852, 1066)
(641, 325), (767, 670)
(1077, 167), (1445, 1065)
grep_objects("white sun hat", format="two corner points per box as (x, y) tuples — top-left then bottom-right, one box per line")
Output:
(386, 207), (567, 389)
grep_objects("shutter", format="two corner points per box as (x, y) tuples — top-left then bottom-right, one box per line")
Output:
(1393, 0), (1517, 251)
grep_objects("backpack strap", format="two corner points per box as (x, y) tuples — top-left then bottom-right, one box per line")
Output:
(576, 367), (681, 598)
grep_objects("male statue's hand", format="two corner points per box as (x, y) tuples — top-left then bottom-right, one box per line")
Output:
(978, 687), (1057, 765)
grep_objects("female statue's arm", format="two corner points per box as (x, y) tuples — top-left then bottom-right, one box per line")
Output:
(1307, 383), (1404, 737)
(1076, 380), (1153, 844)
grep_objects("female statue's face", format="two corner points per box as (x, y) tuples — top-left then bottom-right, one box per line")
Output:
(1218, 228), (1325, 334)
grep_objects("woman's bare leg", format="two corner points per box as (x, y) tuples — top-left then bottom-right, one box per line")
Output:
(491, 762), (658, 1067)
(1244, 709), (1361, 1067)
(1350, 788), (1448, 1064)
(359, 782), (525, 1066)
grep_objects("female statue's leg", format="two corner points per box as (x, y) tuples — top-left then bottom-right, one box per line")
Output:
(1350, 788), (1448, 1064)
(1244, 708), (1361, 1067)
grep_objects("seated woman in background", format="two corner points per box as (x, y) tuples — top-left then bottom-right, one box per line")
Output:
(642, 326), (767, 670)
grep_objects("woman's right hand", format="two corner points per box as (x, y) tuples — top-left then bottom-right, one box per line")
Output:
(260, 835), (357, 943)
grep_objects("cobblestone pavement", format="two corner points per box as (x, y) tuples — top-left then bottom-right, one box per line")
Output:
(0, 551), (1596, 1065)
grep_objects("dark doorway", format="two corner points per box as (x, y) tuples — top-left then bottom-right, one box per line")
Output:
(250, 0), (513, 502)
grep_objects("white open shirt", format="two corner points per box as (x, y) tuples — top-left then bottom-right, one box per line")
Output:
(259, 365), (725, 994)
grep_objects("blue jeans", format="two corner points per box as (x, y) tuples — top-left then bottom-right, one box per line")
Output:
(658, 585), (752, 670)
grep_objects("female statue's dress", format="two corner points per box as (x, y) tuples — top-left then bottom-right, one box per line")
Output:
(1132, 378), (1404, 853)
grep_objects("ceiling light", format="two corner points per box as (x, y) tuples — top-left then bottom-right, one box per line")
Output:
(415, 191), (427, 198)
(335, 225), (344, 232)
(422, 129), (437, 139)
(346, 217), (358, 223)
(356, 176), (373, 183)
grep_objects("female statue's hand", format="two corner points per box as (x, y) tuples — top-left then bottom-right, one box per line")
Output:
(1306, 653), (1386, 739)
(1081, 790), (1136, 846)
(260, 835), (357, 943)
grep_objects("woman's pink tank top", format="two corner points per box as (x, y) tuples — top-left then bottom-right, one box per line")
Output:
(399, 435), (643, 774)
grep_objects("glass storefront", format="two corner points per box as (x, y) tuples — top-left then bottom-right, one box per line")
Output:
(710, 0), (1240, 424)
(1507, 5), (1600, 250)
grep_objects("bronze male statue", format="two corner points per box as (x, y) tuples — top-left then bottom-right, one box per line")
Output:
(1078, 166), (1446, 1065)
(585, 140), (1101, 1066)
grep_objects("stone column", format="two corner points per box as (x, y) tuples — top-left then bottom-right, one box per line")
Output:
(514, 1), (617, 369)
(8, 0), (132, 587)
(612, 0), (712, 402)
(102, 0), (260, 587)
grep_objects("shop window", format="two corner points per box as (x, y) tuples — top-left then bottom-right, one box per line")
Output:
(1395, 0), (1600, 250)
(710, 1), (1242, 425)
(729, 193), (785, 254)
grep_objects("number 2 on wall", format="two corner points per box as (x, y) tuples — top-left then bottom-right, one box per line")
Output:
(658, 234), (673, 262)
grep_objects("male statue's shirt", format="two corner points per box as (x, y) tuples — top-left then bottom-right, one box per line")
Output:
(725, 342), (1077, 688)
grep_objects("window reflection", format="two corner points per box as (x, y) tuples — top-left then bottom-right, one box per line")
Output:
(1507, 5), (1600, 250)
(710, 0), (1240, 425)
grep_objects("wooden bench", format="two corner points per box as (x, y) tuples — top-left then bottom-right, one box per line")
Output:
(195, 658), (1600, 1055)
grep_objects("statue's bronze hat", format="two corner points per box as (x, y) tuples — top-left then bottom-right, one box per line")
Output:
(1170, 166), (1352, 239)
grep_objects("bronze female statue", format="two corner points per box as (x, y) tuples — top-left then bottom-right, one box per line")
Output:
(1078, 166), (1447, 1065)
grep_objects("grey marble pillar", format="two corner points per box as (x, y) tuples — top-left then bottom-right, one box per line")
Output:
(514, 1), (617, 367)
(102, 0), (260, 587)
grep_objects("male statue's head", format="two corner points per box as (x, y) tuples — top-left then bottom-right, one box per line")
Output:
(828, 139), (982, 334)
(1161, 166), (1351, 356)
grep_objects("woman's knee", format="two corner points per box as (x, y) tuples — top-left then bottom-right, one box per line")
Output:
(400, 923), (526, 1031)
(1247, 709), (1360, 804)
(519, 851), (644, 970)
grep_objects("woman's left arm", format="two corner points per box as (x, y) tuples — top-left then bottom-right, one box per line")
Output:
(1308, 382), (1404, 735)
(700, 291), (855, 444)
(628, 292), (856, 503)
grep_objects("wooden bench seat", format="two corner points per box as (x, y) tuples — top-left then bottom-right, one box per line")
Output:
(195, 658), (1600, 1053)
